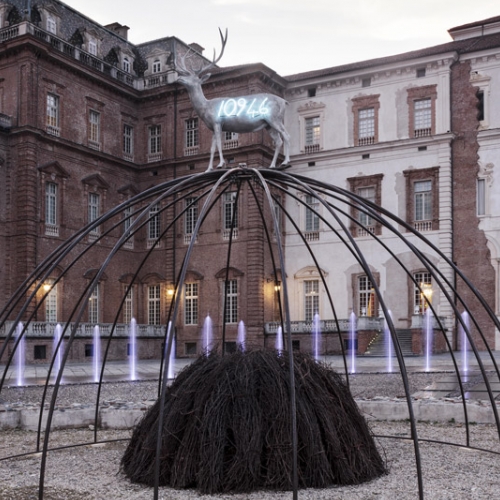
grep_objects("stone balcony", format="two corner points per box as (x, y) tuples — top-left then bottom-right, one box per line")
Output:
(0, 321), (165, 339)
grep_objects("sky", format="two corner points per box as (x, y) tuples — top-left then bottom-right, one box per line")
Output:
(66, 0), (500, 76)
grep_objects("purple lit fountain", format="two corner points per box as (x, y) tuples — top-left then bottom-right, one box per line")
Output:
(53, 323), (63, 382)
(237, 320), (246, 351)
(93, 325), (101, 383)
(129, 318), (137, 381)
(349, 312), (356, 374)
(312, 313), (321, 361)
(202, 315), (213, 353)
(15, 322), (25, 387)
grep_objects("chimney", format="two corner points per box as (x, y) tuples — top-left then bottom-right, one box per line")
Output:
(189, 43), (204, 55)
(105, 22), (130, 40)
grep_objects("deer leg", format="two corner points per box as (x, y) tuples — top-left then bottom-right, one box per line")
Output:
(268, 128), (283, 169)
(207, 134), (217, 171)
(214, 125), (225, 168)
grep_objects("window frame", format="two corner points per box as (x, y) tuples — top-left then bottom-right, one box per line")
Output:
(304, 279), (319, 322)
(403, 167), (439, 232)
(413, 271), (432, 315)
(184, 282), (199, 325)
(123, 124), (134, 158)
(46, 93), (60, 134)
(45, 181), (58, 228)
(88, 284), (99, 324)
(148, 203), (161, 241)
(88, 191), (101, 234)
(223, 279), (238, 324)
(407, 85), (437, 138)
(147, 284), (161, 325)
(185, 118), (199, 149)
(88, 109), (101, 148)
(352, 94), (380, 146)
(44, 278), (58, 323)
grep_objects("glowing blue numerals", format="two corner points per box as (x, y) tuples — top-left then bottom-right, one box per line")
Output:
(217, 97), (269, 118)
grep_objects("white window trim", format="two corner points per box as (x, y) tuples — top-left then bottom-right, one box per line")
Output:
(471, 72), (491, 129)
(297, 102), (326, 153)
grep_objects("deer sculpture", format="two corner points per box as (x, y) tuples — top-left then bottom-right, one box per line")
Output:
(175, 29), (291, 171)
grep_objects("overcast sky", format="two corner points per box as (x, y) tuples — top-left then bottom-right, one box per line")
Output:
(67, 0), (500, 76)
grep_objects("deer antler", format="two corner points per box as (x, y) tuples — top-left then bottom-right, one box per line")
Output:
(174, 29), (228, 76)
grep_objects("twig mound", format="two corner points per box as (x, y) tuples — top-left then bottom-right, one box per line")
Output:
(121, 349), (386, 493)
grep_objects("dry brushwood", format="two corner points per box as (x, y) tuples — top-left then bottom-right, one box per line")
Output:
(121, 349), (386, 493)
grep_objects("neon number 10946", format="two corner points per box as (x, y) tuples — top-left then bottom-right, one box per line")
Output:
(217, 97), (269, 118)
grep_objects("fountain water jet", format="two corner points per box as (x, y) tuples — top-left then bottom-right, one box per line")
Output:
(460, 311), (470, 374)
(202, 315), (213, 353)
(166, 322), (175, 380)
(93, 325), (101, 383)
(312, 313), (321, 361)
(15, 322), (24, 387)
(349, 312), (356, 374)
(129, 318), (137, 381)
(384, 311), (394, 373)
(53, 324), (63, 382)
(237, 320), (246, 351)
(275, 326), (283, 353)
(424, 308), (433, 372)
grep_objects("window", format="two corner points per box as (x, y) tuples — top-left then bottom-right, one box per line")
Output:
(413, 271), (432, 314)
(476, 90), (484, 122)
(89, 110), (100, 148)
(123, 205), (134, 247)
(148, 125), (162, 160)
(416, 68), (426, 78)
(34, 345), (47, 360)
(153, 59), (161, 73)
(223, 280), (238, 324)
(357, 275), (375, 317)
(123, 286), (133, 324)
(185, 342), (197, 356)
(357, 186), (375, 229)
(477, 178), (486, 216)
(414, 180), (432, 224)
(46, 15), (56, 34)
(362, 77), (371, 88)
(184, 283), (199, 325)
(88, 192), (100, 234)
(307, 88), (316, 97)
(148, 203), (161, 241)
(185, 197), (198, 236)
(304, 280), (319, 322)
(88, 284), (99, 324)
(348, 174), (383, 237)
(305, 194), (319, 233)
(148, 285), (161, 325)
(358, 108), (375, 145)
(404, 167), (439, 232)
(44, 279), (58, 322)
(352, 95), (380, 146)
(185, 118), (199, 150)
(46, 94), (59, 135)
(414, 99), (432, 136)
(222, 191), (238, 239)
(407, 86), (436, 138)
(88, 39), (97, 56)
(123, 57), (130, 73)
(45, 182), (57, 228)
(85, 344), (94, 357)
(305, 116), (320, 152)
(123, 125), (133, 158)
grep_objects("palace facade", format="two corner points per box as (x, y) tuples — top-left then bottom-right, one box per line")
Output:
(0, 1), (499, 362)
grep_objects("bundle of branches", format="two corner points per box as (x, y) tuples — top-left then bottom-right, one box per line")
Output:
(121, 349), (386, 493)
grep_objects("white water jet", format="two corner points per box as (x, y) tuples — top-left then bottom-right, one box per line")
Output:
(237, 320), (246, 351)
(349, 312), (357, 374)
(460, 311), (470, 374)
(202, 315), (213, 353)
(166, 322), (175, 380)
(129, 318), (137, 381)
(15, 322), (25, 387)
(53, 324), (63, 382)
(312, 313), (321, 360)
(93, 325), (101, 383)
(424, 308), (433, 372)
(275, 326), (284, 353)
(384, 311), (394, 373)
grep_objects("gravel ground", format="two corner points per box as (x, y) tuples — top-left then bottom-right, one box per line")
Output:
(0, 371), (440, 407)
(1, 422), (500, 499)
(1, 372), (499, 499)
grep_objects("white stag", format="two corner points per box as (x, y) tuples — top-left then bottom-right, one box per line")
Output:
(175, 29), (290, 171)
